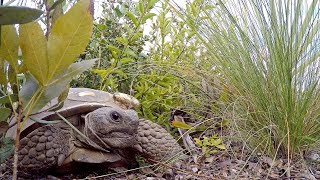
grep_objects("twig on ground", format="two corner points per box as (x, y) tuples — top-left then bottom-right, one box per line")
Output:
(174, 115), (198, 162)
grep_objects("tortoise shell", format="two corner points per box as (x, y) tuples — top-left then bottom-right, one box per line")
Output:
(6, 88), (139, 139)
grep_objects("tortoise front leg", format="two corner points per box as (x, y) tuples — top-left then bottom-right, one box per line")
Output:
(18, 125), (70, 174)
(135, 119), (186, 162)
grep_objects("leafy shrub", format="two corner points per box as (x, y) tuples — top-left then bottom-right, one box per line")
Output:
(0, 1), (94, 177)
(72, 0), (153, 91)
(73, 0), (217, 128)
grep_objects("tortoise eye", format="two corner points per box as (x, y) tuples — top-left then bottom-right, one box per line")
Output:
(110, 111), (121, 122)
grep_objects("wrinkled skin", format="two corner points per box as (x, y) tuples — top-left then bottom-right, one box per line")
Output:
(84, 107), (139, 149)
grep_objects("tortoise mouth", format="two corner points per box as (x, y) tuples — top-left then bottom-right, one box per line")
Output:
(109, 131), (132, 138)
(99, 129), (135, 139)
(100, 131), (136, 148)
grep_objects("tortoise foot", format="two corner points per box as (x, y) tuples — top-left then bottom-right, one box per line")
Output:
(18, 124), (70, 173)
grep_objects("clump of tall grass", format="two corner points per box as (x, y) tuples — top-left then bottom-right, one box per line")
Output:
(175, 0), (320, 159)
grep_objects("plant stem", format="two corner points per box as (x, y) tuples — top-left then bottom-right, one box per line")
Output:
(12, 89), (44, 179)
(12, 106), (23, 180)
(45, 0), (51, 39)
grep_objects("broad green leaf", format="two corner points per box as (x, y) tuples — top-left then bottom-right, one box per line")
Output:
(138, 2), (144, 14)
(142, 13), (156, 23)
(0, 137), (14, 163)
(211, 134), (218, 138)
(120, 57), (133, 64)
(92, 69), (108, 78)
(171, 120), (192, 130)
(19, 73), (41, 112)
(19, 22), (48, 85)
(47, 0), (93, 81)
(45, 59), (96, 108)
(216, 144), (226, 150)
(210, 138), (222, 146)
(124, 49), (138, 58)
(113, 70), (127, 78)
(202, 136), (209, 146)
(0, 107), (11, 121)
(0, 94), (18, 104)
(194, 138), (202, 146)
(96, 24), (106, 31)
(110, 51), (118, 59)
(0, 25), (19, 73)
(114, 7), (123, 17)
(202, 146), (208, 153)
(20, 59), (96, 113)
(92, 66), (115, 79)
(107, 45), (121, 53)
(131, 32), (142, 41)
(208, 150), (218, 155)
(115, 37), (128, 45)
(190, 3), (198, 16)
(204, 5), (215, 11)
(126, 11), (138, 27)
(147, 0), (158, 10)
(0, 6), (42, 25)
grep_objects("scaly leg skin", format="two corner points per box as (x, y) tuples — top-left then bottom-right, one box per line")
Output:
(17, 124), (70, 175)
(135, 119), (186, 163)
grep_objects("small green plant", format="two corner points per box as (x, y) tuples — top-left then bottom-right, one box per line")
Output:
(194, 134), (226, 157)
(0, 1), (94, 179)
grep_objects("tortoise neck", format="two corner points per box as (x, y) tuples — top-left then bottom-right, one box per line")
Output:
(83, 121), (113, 152)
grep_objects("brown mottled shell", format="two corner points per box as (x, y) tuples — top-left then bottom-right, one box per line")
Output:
(6, 88), (139, 140)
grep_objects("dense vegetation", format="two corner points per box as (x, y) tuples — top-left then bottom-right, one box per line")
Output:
(72, 0), (224, 130)
(179, 0), (320, 160)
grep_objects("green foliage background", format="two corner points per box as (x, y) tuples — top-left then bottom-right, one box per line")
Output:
(72, 0), (225, 129)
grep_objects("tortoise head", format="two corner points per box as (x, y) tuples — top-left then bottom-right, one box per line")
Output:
(84, 106), (139, 149)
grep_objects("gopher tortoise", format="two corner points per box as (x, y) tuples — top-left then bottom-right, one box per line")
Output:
(6, 88), (185, 175)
